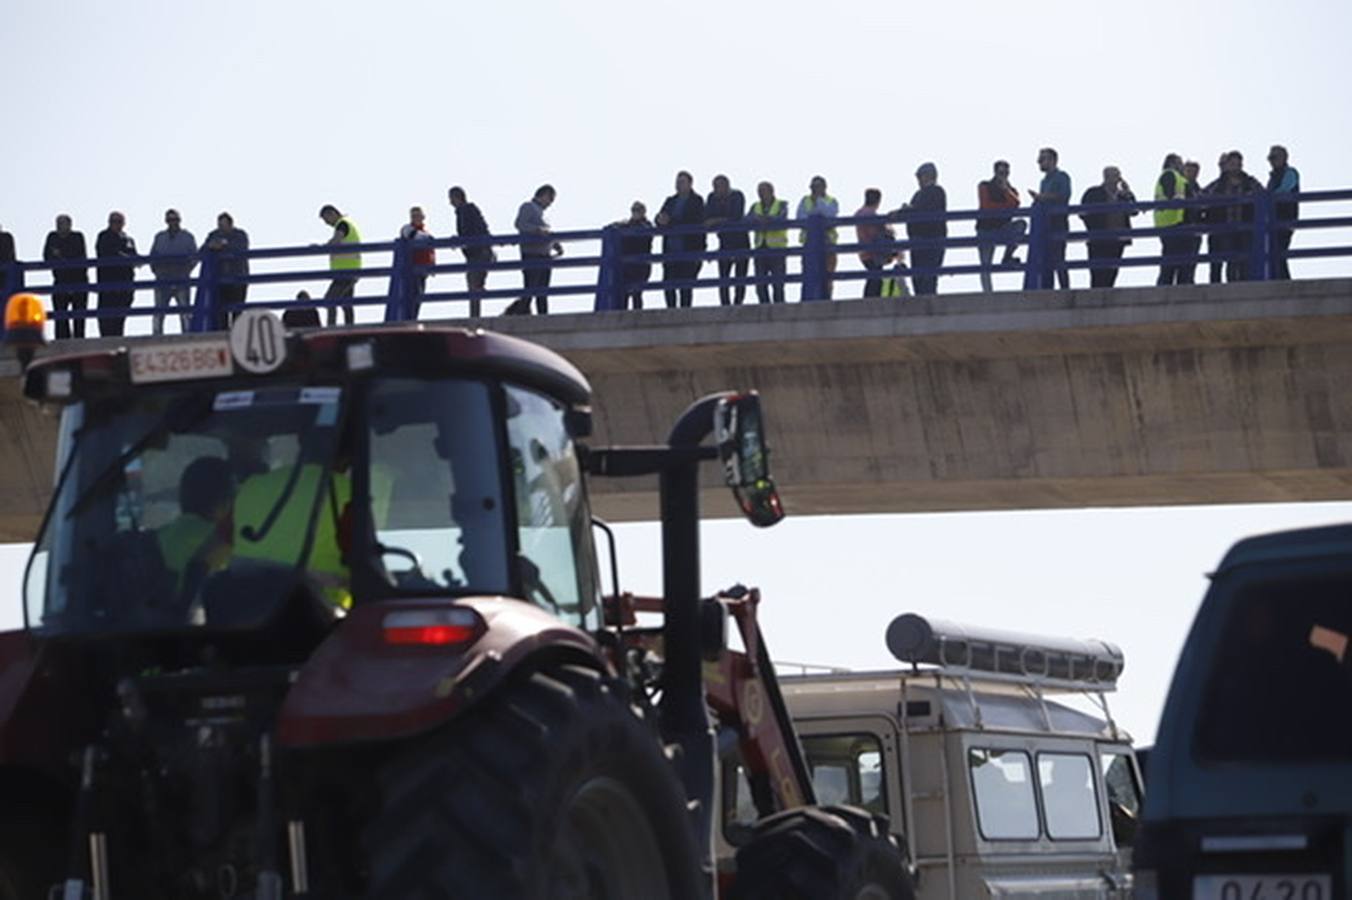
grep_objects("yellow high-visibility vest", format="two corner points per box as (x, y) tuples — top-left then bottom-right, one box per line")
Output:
(751, 200), (789, 249)
(798, 194), (839, 244)
(1154, 171), (1187, 229)
(331, 216), (363, 271)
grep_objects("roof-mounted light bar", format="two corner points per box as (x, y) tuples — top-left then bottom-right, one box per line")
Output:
(886, 613), (1124, 686)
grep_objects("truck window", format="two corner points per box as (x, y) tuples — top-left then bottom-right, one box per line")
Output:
(968, 748), (1039, 840)
(799, 734), (887, 814)
(1037, 753), (1101, 840)
(1195, 573), (1352, 762)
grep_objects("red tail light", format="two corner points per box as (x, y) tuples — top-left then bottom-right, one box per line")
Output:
(381, 608), (484, 647)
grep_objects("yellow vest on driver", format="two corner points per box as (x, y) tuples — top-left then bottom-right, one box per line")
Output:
(750, 199), (789, 249)
(234, 464), (353, 609)
(331, 216), (363, 271)
(1154, 170), (1187, 229)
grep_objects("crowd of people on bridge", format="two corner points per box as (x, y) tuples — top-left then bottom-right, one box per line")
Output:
(0, 143), (1304, 337)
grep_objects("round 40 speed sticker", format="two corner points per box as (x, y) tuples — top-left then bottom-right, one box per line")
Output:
(229, 308), (287, 374)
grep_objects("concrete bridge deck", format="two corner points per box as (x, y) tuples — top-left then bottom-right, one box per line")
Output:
(2, 278), (1350, 539)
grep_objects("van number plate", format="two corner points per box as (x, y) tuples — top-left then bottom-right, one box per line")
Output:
(1194, 875), (1331, 899)
(129, 340), (233, 383)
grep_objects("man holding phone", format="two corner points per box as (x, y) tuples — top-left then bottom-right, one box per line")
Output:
(1028, 147), (1072, 289)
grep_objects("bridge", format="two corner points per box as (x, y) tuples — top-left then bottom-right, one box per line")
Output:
(2, 188), (1351, 539)
(2, 276), (1350, 541)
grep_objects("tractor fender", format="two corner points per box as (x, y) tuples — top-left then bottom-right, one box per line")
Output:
(276, 596), (609, 749)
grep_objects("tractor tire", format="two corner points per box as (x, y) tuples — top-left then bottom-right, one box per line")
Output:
(362, 663), (704, 900)
(731, 804), (916, 900)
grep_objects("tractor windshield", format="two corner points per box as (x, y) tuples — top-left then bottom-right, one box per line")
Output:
(24, 384), (346, 636)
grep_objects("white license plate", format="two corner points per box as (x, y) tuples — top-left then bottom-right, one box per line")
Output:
(1194, 874), (1332, 899)
(129, 340), (233, 384)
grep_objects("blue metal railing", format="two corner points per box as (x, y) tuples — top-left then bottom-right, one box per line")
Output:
(2, 188), (1350, 339)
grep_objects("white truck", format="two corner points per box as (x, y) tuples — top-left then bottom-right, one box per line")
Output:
(721, 613), (1144, 899)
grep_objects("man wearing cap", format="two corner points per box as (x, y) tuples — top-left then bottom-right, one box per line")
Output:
(902, 162), (947, 295)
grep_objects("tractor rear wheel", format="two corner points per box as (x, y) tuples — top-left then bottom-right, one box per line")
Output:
(731, 805), (916, 900)
(362, 663), (703, 900)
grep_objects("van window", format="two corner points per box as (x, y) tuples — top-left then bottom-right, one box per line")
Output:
(1101, 750), (1142, 847)
(1195, 573), (1352, 762)
(800, 733), (887, 814)
(969, 748), (1039, 840)
(1038, 753), (1101, 840)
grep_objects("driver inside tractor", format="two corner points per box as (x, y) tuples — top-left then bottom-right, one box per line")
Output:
(155, 455), (236, 600)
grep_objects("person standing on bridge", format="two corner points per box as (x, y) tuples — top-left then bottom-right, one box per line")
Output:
(95, 211), (140, 337)
(855, 188), (893, 298)
(900, 163), (947, 296)
(1204, 151), (1263, 283)
(705, 175), (749, 305)
(976, 161), (1026, 293)
(797, 176), (840, 299)
(1154, 154), (1195, 286)
(0, 225), (16, 300)
(398, 206), (436, 318)
(43, 215), (90, 340)
(1029, 148), (1072, 290)
(319, 204), (361, 326)
(149, 209), (198, 335)
(613, 201), (654, 310)
(1267, 145), (1300, 280)
(747, 181), (789, 304)
(1180, 161), (1204, 285)
(203, 212), (250, 328)
(508, 184), (561, 315)
(656, 171), (706, 308)
(449, 186), (494, 310)
(1079, 166), (1136, 288)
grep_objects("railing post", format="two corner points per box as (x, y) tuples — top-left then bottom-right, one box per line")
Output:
(801, 215), (827, 301)
(1250, 191), (1272, 282)
(595, 226), (623, 311)
(1023, 206), (1047, 291)
(190, 251), (219, 333)
(385, 238), (413, 322)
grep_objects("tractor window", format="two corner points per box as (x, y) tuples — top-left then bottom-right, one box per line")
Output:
(504, 385), (599, 629)
(799, 733), (888, 814)
(969, 748), (1039, 840)
(1037, 752), (1101, 840)
(364, 378), (510, 596)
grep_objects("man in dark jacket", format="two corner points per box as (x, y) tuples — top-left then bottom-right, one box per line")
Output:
(705, 175), (749, 305)
(43, 215), (90, 339)
(901, 162), (947, 295)
(449, 186), (494, 311)
(203, 212), (250, 329)
(656, 170), (706, 308)
(95, 211), (139, 337)
(0, 224), (18, 310)
(1079, 166), (1137, 288)
(1203, 151), (1264, 283)
(613, 201), (655, 310)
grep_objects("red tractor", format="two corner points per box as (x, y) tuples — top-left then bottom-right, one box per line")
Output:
(0, 298), (913, 899)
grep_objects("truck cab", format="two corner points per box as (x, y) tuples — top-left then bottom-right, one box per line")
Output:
(723, 614), (1144, 899)
(1135, 525), (1352, 900)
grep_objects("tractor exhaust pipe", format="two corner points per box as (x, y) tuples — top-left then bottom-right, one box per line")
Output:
(63, 745), (109, 900)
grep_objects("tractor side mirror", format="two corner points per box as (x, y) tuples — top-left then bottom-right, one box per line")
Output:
(714, 392), (784, 528)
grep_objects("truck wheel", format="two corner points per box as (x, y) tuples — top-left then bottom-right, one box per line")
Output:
(731, 805), (916, 900)
(363, 664), (703, 900)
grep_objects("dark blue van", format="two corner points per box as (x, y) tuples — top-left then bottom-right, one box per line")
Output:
(1135, 525), (1352, 899)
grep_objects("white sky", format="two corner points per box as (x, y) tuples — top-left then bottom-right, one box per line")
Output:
(3, 0), (1352, 742)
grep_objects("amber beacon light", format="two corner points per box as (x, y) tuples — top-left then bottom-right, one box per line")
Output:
(4, 293), (47, 367)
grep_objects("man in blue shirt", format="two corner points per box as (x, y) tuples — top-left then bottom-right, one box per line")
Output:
(1028, 147), (1072, 290)
(1266, 145), (1300, 280)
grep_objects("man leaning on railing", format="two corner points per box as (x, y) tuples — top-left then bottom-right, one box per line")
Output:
(976, 160), (1025, 293)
